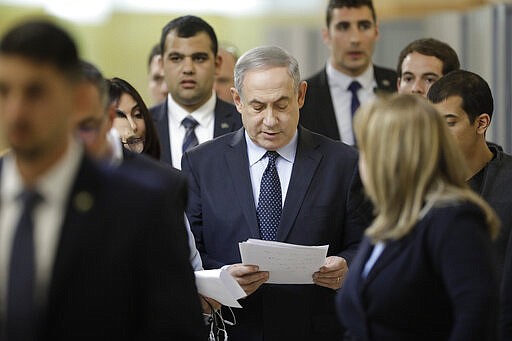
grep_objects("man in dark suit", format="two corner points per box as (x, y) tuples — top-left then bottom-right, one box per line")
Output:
(0, 20), (205, 340)
(150, 15), (242, 168)
(182, 45), (371, 341)
(300, 0), (396, 144)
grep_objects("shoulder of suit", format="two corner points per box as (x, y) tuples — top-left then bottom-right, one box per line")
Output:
(149, 101), (166, 119)
(300, 126), (358, 156)
(303, 69), (326, 87)
(373, 65), (397, 93)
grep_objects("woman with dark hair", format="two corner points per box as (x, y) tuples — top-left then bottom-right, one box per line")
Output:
(108, 77), (161, 159)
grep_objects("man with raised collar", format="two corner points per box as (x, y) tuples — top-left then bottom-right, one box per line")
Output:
(300, 0), (396, 145)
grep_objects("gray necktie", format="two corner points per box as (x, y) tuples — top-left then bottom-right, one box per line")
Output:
(182, 116), (199, 153)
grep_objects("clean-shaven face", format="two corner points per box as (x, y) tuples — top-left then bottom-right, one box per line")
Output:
(232, 67), (306, 151)
(323, 6), (379, 77)
(161, 31), (220, 113)
(398, 52), (444, 97)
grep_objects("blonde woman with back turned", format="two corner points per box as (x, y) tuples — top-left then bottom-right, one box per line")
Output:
(336, 94), (499, 341)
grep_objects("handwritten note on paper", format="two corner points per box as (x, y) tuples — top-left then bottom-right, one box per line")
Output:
(239, 239), (329, 284)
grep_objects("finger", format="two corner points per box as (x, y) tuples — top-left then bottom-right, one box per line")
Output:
(228, 264), (260, 277)
(314, 274), (343, 290)
(240, 274), (269, 296)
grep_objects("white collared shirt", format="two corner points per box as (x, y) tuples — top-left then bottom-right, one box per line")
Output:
(326, 61), (377, 145)
(245, 131), (298, 208)
(167, 91), (216, 169)
(0, 139), (83, 316)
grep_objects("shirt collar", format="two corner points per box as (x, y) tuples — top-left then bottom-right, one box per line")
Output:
(1, 138), (83, 206)
(167, 91), (216, 128)
(326, 60), (375, 90)
(245, 129), (298, 166)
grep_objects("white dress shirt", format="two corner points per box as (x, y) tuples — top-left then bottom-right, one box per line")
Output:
(362, 241), (386, 279)
(167, 91), (216, 169)
(326, 61), (377, 145)
(245, 131), (298, 208)
(0, 139), (83, 316)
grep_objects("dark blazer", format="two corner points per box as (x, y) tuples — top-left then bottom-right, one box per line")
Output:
(150, 97), (242, 165)
(299, 65), (397, 140)
(337, 203), (498, 341)
(469, 143), (512, 278)
(182, 126), (372, 341)
(0, 155), (205, 340)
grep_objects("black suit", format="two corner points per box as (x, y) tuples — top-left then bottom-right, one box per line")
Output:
(1, 154), (205, 341)
(150, 97), (242, 165)
(299, 66), (397, 140)
(182, 126), (372, 341)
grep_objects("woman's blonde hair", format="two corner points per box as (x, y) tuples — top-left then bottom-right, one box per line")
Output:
(354, 94), (499, 242)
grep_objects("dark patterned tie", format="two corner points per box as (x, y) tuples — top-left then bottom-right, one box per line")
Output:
(7, 189), (43, 341)
(348, 80), (362, 117)
(257, 151), (282, 241)
(182, 115), (199, 153)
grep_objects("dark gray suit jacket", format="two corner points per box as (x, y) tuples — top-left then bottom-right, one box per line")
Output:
(150, 97), (242, 165)
(182, 126), (372, 341)
(469, 143), (512, 277)
(299, 65), (397, 141)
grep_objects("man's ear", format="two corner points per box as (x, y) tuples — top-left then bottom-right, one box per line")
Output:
(214, 53), (223, 77)
(231, 87), (243, 113)
(321, 27), (331, 47)
(297, 81), (308, 109)
(106, 103), (116, 129)
(476, 113), (491, 135)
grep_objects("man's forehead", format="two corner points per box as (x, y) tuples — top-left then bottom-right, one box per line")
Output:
(165, 31), (213, 53)
(0, 55), (65, 86)
(331, 6), (374, 22)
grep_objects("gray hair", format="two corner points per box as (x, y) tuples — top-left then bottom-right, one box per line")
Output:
(234, 45), (301, 97)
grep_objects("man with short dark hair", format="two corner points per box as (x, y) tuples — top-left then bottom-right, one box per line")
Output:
(397, 38), (460, 96)
(0, 20), (204, 340)
(151, 15), (242, 168)
(428, 70), (512, 277)
(300, 0), (396, 145)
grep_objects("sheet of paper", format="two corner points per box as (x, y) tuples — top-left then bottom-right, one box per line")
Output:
(195, 268), (246, 308)
(239, 239), (329, 284)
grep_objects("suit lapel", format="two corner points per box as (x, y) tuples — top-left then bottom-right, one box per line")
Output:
(213, 98), (240, 137)
(363, 237), (405, 286)
(153, 100), (172, 164)
(277, 127), (322, 241)
(47, 156), (101, 306)
(317, 70), (341, 140)
(224, 129), (260, 238)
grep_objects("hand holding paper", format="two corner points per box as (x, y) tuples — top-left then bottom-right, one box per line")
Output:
(195, 268), (247, 308)
(239, 239), (329, 284)
(312, 255), (348, 290)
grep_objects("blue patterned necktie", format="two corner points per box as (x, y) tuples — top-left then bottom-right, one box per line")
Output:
(182, 115), (199, 153)
(348, 80), (362, 117)
(257, 151), (282, 241)
(7, 189), (43, 341)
